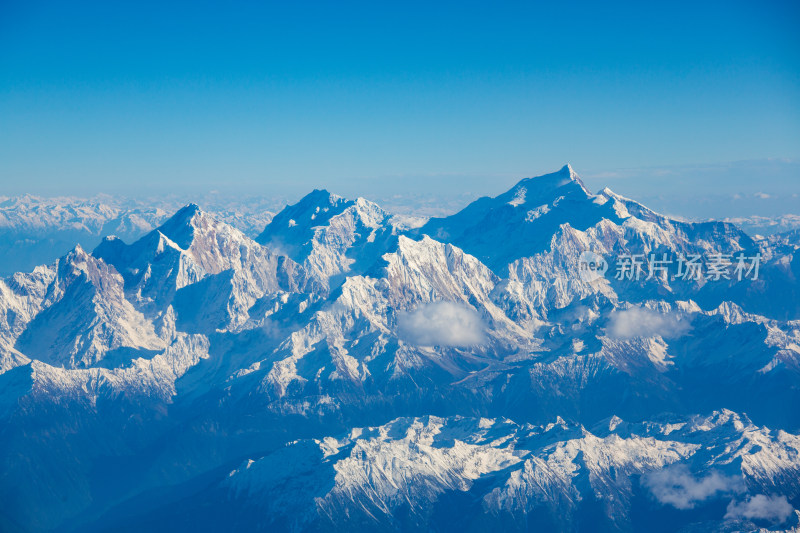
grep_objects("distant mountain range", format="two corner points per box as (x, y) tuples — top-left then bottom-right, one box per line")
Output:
(1, 166), (798, 532)
(2, 186), (800, 277)
(0, 194), (282, 276)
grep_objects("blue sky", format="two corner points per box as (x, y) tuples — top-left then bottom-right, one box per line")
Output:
(1, 0), (798, 217)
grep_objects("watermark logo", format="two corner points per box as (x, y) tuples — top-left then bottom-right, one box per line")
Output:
(578, 251), (609, 282)
(576, 251), (761, 282)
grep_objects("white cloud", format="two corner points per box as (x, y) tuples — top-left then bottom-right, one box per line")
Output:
(725, 494), (794, 523)
(607, 307), (691, 339)
(643, 465), (743, 510)
(754, 192), (772, 199)
(397, 301), (486, 347)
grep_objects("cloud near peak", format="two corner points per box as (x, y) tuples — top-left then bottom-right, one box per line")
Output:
(397, 301), (486, 347)
(725, 494), (794, 523)
(643, 464), (743, 510)
(607, 307), (691, 340)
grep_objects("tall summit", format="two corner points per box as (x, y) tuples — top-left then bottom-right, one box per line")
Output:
(257, 190), (396, 292)
(417, 164), (619, 271)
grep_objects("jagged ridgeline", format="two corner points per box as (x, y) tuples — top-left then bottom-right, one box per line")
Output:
(1, 166), (799, 532)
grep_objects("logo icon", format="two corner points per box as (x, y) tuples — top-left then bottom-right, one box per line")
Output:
(578, 251), (609, 282)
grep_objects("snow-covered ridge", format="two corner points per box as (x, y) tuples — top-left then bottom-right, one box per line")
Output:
(221, 411), (798, 532)
(0, 193), (281, 276)
(1, 166), (798, 532)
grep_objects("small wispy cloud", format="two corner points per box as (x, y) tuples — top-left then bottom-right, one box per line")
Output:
(584, 171), (622, 179)
(397, 301), (486, 347)
(754, 192), (772, 199)
(606, 307), (691, 339)
(725, 494), (794, 523)
(643, 465), (743, 510)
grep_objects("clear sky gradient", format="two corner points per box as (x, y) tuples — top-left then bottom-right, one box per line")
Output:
(1, 1), (798, 217)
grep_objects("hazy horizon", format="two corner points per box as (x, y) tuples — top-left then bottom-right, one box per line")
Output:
(2, 158), (798, 223)
(2, 1), (798, 219)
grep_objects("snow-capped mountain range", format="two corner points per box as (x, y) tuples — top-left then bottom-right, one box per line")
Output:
(1, 166), (799, 532)
(0, 194), (283, 277)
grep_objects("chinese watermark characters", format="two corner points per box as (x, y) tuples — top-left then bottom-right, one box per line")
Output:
(579, 251), (761, 282)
